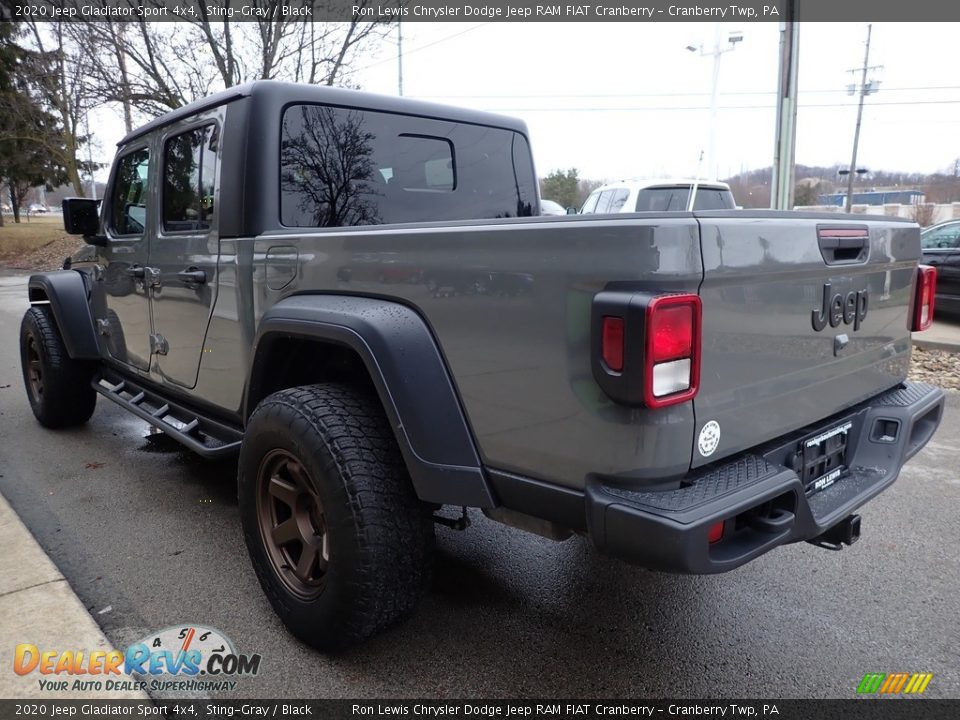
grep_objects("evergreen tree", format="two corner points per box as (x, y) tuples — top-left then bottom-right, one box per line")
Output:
(0, 24), (70, 224)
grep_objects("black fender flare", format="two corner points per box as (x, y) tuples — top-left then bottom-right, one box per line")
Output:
(27, 271), (100, 360)
(245, 295), (496, 509)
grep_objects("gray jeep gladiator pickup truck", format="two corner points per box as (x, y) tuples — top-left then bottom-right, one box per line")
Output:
(20, 81), (945, 650)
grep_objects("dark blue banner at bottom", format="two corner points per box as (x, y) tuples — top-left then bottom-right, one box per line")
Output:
(1, 700), (958, 720)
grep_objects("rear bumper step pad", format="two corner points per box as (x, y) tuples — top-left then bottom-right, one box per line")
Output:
(585, 381), (945, 574)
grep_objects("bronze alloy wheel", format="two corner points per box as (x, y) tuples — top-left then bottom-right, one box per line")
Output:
(24, 333), (43, 404)
(256, 449), (330, 599)
(239, 384), (434, 649)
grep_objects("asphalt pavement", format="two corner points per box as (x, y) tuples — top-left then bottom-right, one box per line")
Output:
(0, 272), (958, 699)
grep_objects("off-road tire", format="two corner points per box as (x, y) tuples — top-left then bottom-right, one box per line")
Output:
(238, 383), (434, 651)
(19, 306), (97, 428)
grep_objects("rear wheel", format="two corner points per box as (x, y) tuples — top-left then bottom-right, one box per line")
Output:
(238, 383), (434, 650)
(19, 306), (97, 428)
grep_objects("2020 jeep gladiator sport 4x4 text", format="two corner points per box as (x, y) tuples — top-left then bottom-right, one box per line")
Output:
(21, 82), (945, 650)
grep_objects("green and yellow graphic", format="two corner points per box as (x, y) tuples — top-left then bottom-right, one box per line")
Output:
(857, 672), (933, 695)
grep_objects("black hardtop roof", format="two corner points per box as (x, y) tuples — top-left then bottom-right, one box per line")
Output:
(118, 80), (529, 146)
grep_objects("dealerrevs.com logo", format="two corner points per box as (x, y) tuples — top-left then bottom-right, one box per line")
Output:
(13, 625), (261, 693)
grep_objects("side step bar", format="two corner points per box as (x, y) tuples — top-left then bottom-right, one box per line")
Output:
(93, 371), (242, 459)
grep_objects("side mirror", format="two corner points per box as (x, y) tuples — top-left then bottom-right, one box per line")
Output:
(62, 198), (106, 245)
(566, 207), (578, 215)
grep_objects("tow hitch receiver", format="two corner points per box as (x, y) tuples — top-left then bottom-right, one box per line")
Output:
(809, 514), (861, 551)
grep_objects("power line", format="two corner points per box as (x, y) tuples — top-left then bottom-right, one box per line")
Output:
(410, 85), (960, 101)
(468, 99), (960, 113)
(354, 23), (491, 74)
(843, 24), (879, 212)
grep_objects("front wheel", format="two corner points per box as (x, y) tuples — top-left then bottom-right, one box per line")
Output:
(19, 306), (97, 428)
(238, 383), (434, 650)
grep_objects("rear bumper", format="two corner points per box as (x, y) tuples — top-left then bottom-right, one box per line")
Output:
(584, 381), (945, 573)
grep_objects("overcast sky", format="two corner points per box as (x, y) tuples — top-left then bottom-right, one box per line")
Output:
(90, 21), (960, 184)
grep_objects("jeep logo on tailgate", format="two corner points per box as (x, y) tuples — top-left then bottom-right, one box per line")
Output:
(812, 283), (869, 331)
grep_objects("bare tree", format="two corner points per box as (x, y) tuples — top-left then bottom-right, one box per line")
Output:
(910, 203), (936, 228)
(107, 21), (135, 133)
(23, 20), (92, 196)
(68, 0), (394, 123)
(68, 10), (219, 117)
(577, 178), (604, 206)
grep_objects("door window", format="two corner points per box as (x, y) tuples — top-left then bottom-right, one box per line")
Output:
(593, 190), (616, 214)
(921, 224), (960, 249)
(163, 125), (218, 232)
(109, 148), (149, 235)
(581, 190), (601, 214)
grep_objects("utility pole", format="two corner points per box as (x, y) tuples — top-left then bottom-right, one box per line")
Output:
(770, 0), (799, 210)
(397, 19), (404, 96)
(687, 25), (743, 180)
(844, 24), (882, 212)
(707, 24), (722, 180)
(108, 21), (134, 134)
(84, 112), (96, 200)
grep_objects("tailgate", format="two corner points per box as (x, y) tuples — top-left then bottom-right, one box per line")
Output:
(692, 213), (919, 468)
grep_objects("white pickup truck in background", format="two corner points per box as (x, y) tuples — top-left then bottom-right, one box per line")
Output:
(581, 178), (736, 213)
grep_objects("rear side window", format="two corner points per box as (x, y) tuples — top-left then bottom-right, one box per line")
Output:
(636, 188), (690, 211)
(380, 135), (455, 190)
(163, 125), (218, 232)
(280, 105), (536, 227)
(690, 188), (735, 210)
(592, 190), (617, 214)
(635, 187), (735, 212)
(608, 188), (630, 212)
(110, 148), (149, 236)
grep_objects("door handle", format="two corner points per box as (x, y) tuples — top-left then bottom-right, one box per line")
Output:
(126, 265), (145, 279)
(817, 226), (869, 264)
(177, 268), (207, 284)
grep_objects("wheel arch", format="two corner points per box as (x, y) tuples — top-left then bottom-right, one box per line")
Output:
(27, 271), (100, 360)
(245, 295), (495, 509)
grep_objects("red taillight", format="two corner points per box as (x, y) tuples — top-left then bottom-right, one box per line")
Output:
(644, 294), (702, 408)
(601, 316), (625, 372)
(708, 521), (724, 544)
(912, 265), (937, 332)
(650, 304), (695, 362)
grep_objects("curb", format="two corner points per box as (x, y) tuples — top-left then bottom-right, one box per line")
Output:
(0, 491), (149, 700)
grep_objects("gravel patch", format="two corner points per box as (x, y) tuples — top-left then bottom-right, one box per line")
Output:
(910, 346), (960, 390)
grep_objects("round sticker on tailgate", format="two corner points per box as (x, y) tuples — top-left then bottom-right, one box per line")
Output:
(698, 421), (721, 457)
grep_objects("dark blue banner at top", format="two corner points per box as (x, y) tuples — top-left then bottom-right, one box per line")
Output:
(4, 0), (960, 22)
